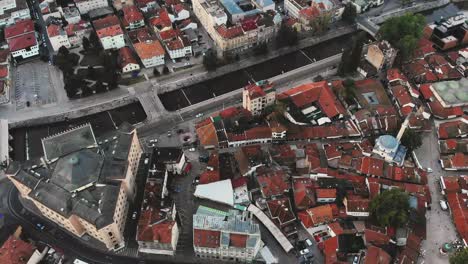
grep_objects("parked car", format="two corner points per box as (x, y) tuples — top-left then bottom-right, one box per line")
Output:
(196, 113), (204, 118)
(440, 200), (448, 211)
(149, 139), (158, 143)
(427, 167), (433, 173)
(132, 211), (138, 220)
(300, 248), (310, 255)
(167, 131), (172, 137)
(36, 223), (45, 231)
(305, 239), (313, 247)
(189, 147), (196, 152)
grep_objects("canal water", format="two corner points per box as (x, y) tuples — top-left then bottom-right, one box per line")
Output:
(159, 33), (367, 111)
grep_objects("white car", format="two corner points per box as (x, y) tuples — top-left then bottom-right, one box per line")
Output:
(300, 248), (310, 255)
(305, 239), (313, 247)
(427, 167), (433, 173)
(189, 148), (196, 152)
(440, 200), (448, 211)
(144, 158), (149, 165)
(149, 139), (158, 143)
(196, 113), (204, 118)
(132, 211), (138, 220)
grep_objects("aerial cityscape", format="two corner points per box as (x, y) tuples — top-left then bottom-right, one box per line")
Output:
(0, 0), (467, 263)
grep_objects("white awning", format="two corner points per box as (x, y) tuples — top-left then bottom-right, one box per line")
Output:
(194, 179), (234, 206)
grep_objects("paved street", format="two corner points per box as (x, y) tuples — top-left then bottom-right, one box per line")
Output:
(414, 123), (460, 264)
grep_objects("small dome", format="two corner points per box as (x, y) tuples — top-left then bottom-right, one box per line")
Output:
(378, 135), (398, 150)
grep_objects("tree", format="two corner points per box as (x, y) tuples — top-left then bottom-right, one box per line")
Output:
(369, 188), (410, 227)
(450, 248), (468, 264)
(87, 66), (96, 79)
(253, 42), (268, 55)
(163, 66), (170, 74)
(309, 13), (332, 34)
(203, 49), (218, 71)
(276, 24), (298, 47)
(342, 78), (357, 104)
(378, 13), (425, 60)
(337, 33), (365, 75)
(82, 36), (91, 52)
(153, 68), (160, 76)
(400, 128), (423, 151)
(58, 46), (70, 56)
(342, 3), (357, 24)
(89, 31), (101, 49)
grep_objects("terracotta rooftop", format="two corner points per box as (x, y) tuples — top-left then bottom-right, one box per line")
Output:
(257, 169), (290, 198)
(118, 47), (138, 68)
(193, 229), (221, 248)
(364, 229), (390, 246)
(122, 6), (144, 26)
(134, 39), (165, 59)
(93, 15), (123, 38)
(298, 204), (334, 228)
(364, 245), (391, 264)
(266, 196), (296, 226)
(5, 19), (34, 39)
(280, 81), (346, 119)
(0, 66), (8, 79)
(216, 24), (243, 39)
(7, 32), (37, 52)
(0, 233), (36, 264)
(316, 188), (337, 199)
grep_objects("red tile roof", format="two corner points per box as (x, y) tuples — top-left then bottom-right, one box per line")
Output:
(193, 229), (221, 248)
(118, 47), (138, 68)
(216, 25), (243, 39)
(346, 196), (370, 213)
(47, 24), (61, 37)
(438, 119), (468, 139)
(159, 28), (181, 41)
(137, 219), (176, 243)
(122, 6), (144, 26)
(364, 229), (390, 246)
(365, 245), (391, 264)
(199, 170), (220, 184)
(357, 157), (385, 177)
(446, 192), (468, 243)
(323, 236), (338, 264)
(368, 181), (380, 199)
(229, 233), (248, 248)
(196, 120), (218, 147)
(93, 15), (123, 38)
(443, 176), (461, 193)
(316, 188), (337, 199)
(245, 126), (272, 140)
(327, 221), (344, 236)
(387, 68), (408, 83)
(257, 169), (290, 198)
(149, 8), (172, 29)
(281, 81), (346, 119)
(241, 17), (258, 32)
(298, 204), (334, 228)
(0, 66), (8, 79)
(7, 32), (37, 52)
(0, 49), (10, 63)
(5, 19), (34, 39)
(299, 6), (321, 20)
(0, 234), (36, 264)
(134, 40), (165, 59)
(391, 85), (413, 110)
(266, 197), (296, 226)
(293, 178), (316, 210)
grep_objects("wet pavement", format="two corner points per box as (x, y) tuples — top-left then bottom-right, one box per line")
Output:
(159, 33), (366, 111)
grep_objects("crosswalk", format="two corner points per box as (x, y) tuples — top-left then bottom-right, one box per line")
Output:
(114, 246), (139, 257)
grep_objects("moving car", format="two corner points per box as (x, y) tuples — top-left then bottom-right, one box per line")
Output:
(189, 147), (196, 152)
(149, 139), (158, 143)
(132, 211), (138, 220)
(196, 113), (204, 118)
(300, 248), (310, 255)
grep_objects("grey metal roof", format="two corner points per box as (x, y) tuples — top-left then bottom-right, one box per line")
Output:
(50, 149), (103, 192)
(42, 124), (97, 162)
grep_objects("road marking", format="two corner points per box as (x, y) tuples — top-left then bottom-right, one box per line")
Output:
(244, 69), (256, 83)
(300, 50), (314, 63)
(181, 89), (192, 106)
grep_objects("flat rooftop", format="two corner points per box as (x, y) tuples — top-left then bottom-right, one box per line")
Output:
(430, 79), (468, 107)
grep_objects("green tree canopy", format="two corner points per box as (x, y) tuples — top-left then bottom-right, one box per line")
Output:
(203, 49), (218, 71)
(276, 24), (298, 47)
(342, 3), (357, 24)
(400, 128), (423, 152)
(378, 13), (425, 59)
(369, 188), (410, 227)
(450, 248), (468, 264)
(338, 32), (366, 76)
